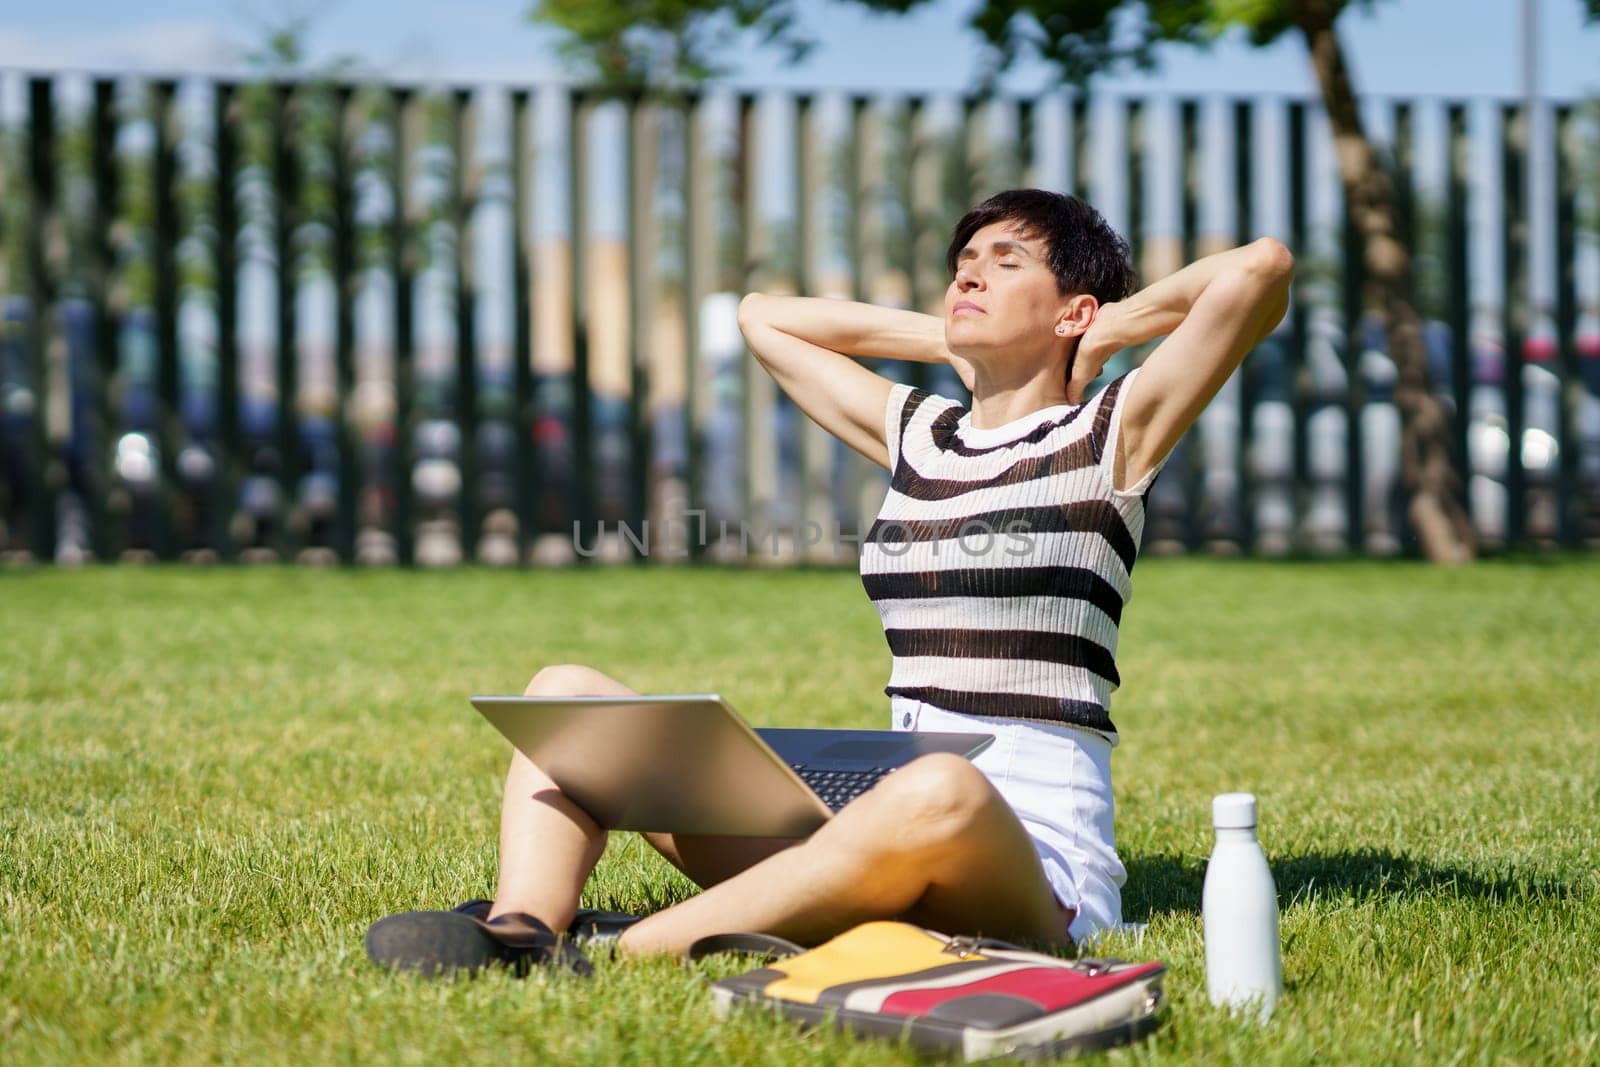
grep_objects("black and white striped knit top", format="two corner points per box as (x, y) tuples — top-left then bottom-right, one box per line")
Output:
(860, 367), (1168, 746)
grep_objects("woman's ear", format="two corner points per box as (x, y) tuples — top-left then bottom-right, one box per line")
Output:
(1054, 293), (1098, 339)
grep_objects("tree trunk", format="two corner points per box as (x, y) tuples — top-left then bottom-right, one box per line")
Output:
(1295, 3), (1476, 563)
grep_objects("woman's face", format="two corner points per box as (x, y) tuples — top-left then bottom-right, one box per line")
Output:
(943, 219), (1082, 364)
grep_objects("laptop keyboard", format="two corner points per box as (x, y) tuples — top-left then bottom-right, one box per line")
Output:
(791, 765), (896, 812)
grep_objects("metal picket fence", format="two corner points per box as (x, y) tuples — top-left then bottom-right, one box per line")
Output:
(1, 71), (1597, 565)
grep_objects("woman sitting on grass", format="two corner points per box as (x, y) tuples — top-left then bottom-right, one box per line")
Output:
(366, 188), (1294, 976)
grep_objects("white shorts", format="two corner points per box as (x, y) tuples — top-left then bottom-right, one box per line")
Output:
(889, 694), (1126, 946)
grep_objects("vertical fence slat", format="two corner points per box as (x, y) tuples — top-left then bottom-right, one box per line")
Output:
(214, 83), (240, 562)
(1524, 96), (1561, 547)
(1304, 103), (1349, 555)
(906, 96), (943, 327)
(1380, 98), (1414, 554)
(1176, 96), (1204, 552)
(1085, 95), (1128, 273)
(706, 91), (747, 561)
(1, 75), (22, 560)
(510, 89), (533, 564)
(1233, 98), (1257, 554)
(1393, 100), (1415, 248)
(390, 89), (416, 565)
(1122, 98), (1146, 304)
(477, 88), (518, 567)
(600, 93), (637, 559)
(150, 81), (182, 560)
(682, 93), (707, 561)
(579, 95), (637, 562)
(271, 82), (298, 560)
(896, 93), (921, 395)
(1446, 103), (1472, 523)
(50, 80), (88, 565)
(528, 87), (578, 565)
(171, 81), (208, 558)
(1553, 105), (1579, 549)
(1248, 98), (1294, 555)
(1193, 94), (1244, 554)
(645, 95), (694, 563)
(452, 90), (480, 560)
(1028, 90), (1071, 196)
(1138, 94), (1184, 553)
(794, 92), (834, 563)
(52, 75), (85, 563)
(1070, 95), (1088, 199)
(958, 95), (981, 229)
(1466, 100), (1501, 545)
(88, 78), (118, 562)
(852, 95), (883, 306)
(1286, 101), (1310, 549)
(1181, 96), (1204, 553)
(849, 94), (895, 543)
(170, 81), (212, 560)
(1016, 96), (1035, 198)
(1338, 106), (1368, 555)
(408, 90), (449, 565)
(568, 92), (595, 556)
(627, 93), (653, 551)
(1579, 107), (1600, 547)
(1180, 97), (1200, 269)
(739, 92), (775, 561)
(790, 91), (819, 558)
(25, 77), (57, 562)
(331, 87), (356, 563)
(1502, 103), (1527, 549)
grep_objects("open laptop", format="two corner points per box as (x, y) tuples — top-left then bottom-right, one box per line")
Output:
(470, 693), (994, 838)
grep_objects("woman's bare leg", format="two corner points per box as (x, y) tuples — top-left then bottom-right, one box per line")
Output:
(616, 752), (1075, 956)
(488, 664), (793, 927)
(491, 665), (1072, 952)
(487, 665), (631, 928)
(639, 831), (800, 889)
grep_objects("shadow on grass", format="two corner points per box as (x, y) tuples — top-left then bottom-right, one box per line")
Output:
(1123, 848), (1578, 920)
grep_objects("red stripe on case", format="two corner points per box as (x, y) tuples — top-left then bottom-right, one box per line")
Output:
(879, 963), (1164, 1016)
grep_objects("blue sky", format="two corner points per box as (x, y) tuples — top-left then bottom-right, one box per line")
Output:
(1, 0), (1598, 101)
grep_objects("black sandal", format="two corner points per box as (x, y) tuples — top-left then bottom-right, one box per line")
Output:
(568, 908), (644, 948)
(453, 899), (642, 946)
(364, 902), (593, 978)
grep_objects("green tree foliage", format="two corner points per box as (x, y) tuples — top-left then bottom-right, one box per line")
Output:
(528, 0), (1267, 88)
(532, 0), (1596, 92)
(532, 0), (813, 85)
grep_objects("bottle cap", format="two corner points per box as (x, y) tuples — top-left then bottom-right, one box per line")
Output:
(1212, 792), (1257, 829)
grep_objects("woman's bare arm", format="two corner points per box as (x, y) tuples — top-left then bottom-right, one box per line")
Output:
(1077, 238), (1295, 490)
(1071, 239), (1292, 403)
(737, 295), (970, 471)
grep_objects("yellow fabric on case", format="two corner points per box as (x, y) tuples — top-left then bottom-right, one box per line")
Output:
(762, 922), (981, 1006)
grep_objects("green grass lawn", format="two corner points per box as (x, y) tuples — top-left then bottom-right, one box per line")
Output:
(3, 559), (1598, 1064)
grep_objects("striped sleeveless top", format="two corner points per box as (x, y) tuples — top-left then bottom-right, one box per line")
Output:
(859, 367), (1167, 745)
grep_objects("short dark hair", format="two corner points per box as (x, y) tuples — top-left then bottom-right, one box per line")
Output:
(945, 189), (1136, 305)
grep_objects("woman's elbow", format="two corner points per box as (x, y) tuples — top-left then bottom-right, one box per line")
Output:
(1247, 237), (1295, 282)
(736, 291), (769, 334)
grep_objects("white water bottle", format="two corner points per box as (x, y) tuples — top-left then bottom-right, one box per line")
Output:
(1202, 792), (1282, 1023)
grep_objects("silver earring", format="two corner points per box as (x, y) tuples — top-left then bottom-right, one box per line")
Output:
(1055, 325), (1067, 336)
